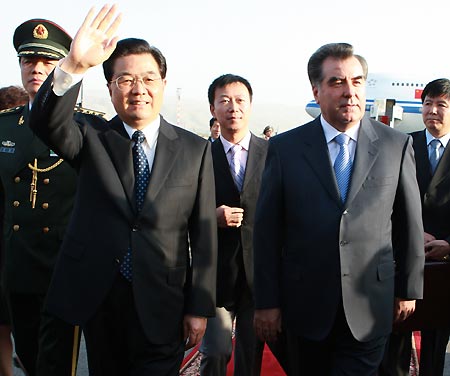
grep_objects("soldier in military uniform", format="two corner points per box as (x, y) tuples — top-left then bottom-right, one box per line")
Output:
(0, 19), (103, 376)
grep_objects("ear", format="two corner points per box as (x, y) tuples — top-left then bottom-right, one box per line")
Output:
(107, 83), (113, 97)
(312, 85), (320, 104)
(210, 104), (216, 118)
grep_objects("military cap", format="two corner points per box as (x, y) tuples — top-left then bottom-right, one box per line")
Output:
(13, 19), (72, 60)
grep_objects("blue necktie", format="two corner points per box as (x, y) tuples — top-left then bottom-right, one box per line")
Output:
(120, 130), (150, 281)
(334, 133), (353, 203)
(229, 144), (244, 192)
(429, 138), (443, 174)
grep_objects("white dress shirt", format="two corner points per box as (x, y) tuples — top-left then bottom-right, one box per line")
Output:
(320, 116), (360, 165)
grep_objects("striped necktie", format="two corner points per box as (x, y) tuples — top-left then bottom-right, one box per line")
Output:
(334, 133), (353, 203)
(229, 144), (244, 192)
(429, 138), (443, 175)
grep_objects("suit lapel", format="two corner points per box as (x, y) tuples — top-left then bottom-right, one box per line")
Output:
(212, 138), (237, 191)
(242, 134), (265, 192)
(345, 117), (379, 205)
(100, 116), (135, 211)
(144, 119), (180, 205)
(430, 139), (450, 189)
(301, 119), (341, 203)
(413, 131), (432, 196)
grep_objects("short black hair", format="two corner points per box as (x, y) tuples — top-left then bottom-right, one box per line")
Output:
(209, 117), (216, 128)
(307, 43), (368, 87)
(208, 74), (253, 105)
(103, 38), (167, 82)
(421, 78), (450, 103)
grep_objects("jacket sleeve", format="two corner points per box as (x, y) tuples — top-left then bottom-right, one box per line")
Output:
(29, 71), (85, 163)
(184, 140), (218, 317)
(392, 135), (425, 299)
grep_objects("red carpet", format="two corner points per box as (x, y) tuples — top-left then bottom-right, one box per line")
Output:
(180, 342), (285, 375)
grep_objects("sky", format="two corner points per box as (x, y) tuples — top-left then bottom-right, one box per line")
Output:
(1, 0), (449, 135)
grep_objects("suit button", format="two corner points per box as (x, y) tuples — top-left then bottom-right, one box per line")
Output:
(42, 227), (50, 233)
(13, 201), (20, 207)
(13, 225), (19, 231)
(132, 226), (139, 232)
(340, 240), (348, 246)
(14, 177), (20, 183)
(343, 210), (348, 215)
(43, 178), (50, 185)
(42, 203), (49, 209)
(115, 258), (120, 264)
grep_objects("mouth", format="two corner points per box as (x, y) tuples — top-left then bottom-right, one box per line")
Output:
(340, 103), (359, 111)
(129, 100), (149, 106)
(29, 78), (43, 85)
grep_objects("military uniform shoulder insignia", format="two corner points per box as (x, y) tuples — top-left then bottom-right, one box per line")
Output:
(74, 106), (106, 119)
(0, 105), (24, 116)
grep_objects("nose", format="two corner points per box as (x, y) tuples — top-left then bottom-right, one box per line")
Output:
(30, 61), (45, 74)
(228, 99), (240, 111)
(342, 82), (356, 97)
(131, 78), (147, 94)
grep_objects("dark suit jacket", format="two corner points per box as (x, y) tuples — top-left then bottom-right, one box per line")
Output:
(29, 76), (217, 345)
(411, 130), (450, 241)
(0, 105), (77, 294)
(253, 116), (424, 342)
(211, 135), (268, 308)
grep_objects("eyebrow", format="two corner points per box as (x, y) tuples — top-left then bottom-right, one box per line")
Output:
(114, 70), (159, 77)
(328, 75), (365, 83)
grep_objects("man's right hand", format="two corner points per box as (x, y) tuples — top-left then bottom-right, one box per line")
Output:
(424, 231), (436, 245)
(61, 4), (122, 74)
(216, 205), (244, 228)
(254, 308), (282, 342)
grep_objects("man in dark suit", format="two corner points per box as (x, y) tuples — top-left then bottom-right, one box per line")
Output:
(29, 5), (217, 376)
(381, 78), (450, 376)
(199, 74), (268, 375)
(252, 42), (424, 375)
(417, 78), (450, 376)
(0, 19), (94, 376)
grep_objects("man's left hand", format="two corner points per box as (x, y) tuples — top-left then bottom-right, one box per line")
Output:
(394, 298), (416, 323)
(183, 315), (207, 349)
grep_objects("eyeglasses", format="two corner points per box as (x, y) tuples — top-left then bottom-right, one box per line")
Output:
(110, 75), (162, 91)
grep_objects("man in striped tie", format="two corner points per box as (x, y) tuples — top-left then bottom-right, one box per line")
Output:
(200, 74), (271, 376)
(253, 43), (424, 375)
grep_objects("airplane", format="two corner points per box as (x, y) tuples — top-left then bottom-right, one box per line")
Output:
(305, 73), (435, 133)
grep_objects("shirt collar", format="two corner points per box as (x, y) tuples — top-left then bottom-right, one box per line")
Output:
(123, 116), (160, 144)
(425, 129), (450, 148)
(220, 131), (252, 153)
(320, 115), (360, 144)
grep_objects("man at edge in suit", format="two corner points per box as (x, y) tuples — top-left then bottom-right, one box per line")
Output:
(252, 42), (424, 375)
(200, 74), (268, 375)
(381, 78), (450, 376)
(29, 5), (217, 375)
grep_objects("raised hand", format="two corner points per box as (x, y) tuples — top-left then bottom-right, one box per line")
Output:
(61, 4), (122, 74)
